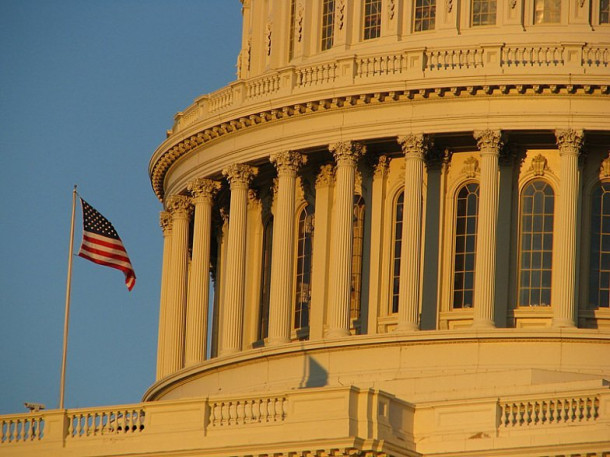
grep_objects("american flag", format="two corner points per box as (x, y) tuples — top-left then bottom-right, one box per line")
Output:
(78, 198), (136, 291)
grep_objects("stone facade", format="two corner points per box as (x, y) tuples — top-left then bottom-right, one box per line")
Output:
(2, 0), (610, 455)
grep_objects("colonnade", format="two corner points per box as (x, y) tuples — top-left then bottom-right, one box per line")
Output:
(155, 130), (585, 380)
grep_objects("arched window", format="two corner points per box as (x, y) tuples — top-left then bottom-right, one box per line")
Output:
(294, 205), (313, 331)
(453, 183), (479, 309)
(321, 0), (335, 51)
(363, 0), (382, 40)
(589, 182), (610, 308)
(258, 217), (273, 340)
(518, 180), (554, 307)
(391, 191), (404, 313)
(351, 195), (366, 322)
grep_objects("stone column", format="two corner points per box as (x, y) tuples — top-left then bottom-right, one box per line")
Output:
(326, 141), (366, 338)
(552, 129), (584, 328)
(164, 195), (193, 374)
(472, 130), (503, 328)
(156, 211), (172, 380)
(183, 178), (220, 367)
(396, 134), (427, 332)
(267, 151), (307, 345)
(220, 164), (258, 355)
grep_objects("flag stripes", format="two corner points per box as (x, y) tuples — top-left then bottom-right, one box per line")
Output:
(78, 198), (136, 291)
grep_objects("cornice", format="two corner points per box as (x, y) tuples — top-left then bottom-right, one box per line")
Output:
(150, 83), (610, 201)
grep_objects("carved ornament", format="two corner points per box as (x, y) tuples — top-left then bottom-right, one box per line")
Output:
(247, 189), (261, 209)
(187, 178), (221, 203)
(329, 141), (366, 166)
(270, 150), (307, 176)
(165, 195), (193, 219)
(265, 22), (272, 56)
(316, 164), (335, 188)
(555, 129), (584, 156)
(600, 153), (610, 178)
(398, 134), (428, 159)
(474, 129), (503, 154)
(337, 0), (346, 30)
(388, 0), (396, 19)
(461, 157), (480, 178)
(297, 3), (304, 41)
(159, 211), (172, 235)
(374, 155), (390, 179)
(447, 0), (454, 13)
(529, 154), (548, 176)
(222, 163), (258, 189)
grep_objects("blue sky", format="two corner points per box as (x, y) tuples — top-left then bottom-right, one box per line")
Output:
(0, 0), (242, 414)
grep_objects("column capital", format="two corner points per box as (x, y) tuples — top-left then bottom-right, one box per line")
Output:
(329, 141), (366, 166)
(159, 211), (172, 235)
(373, 155), (390, 179)
(222, 163), (258, 189)
(474, 129), (503, 154)
(398, 134), (428, 158)
(316, 164), (336, 188)
(187, 178), (221, 204)
(270, 150), (307, 177)
(165, 195), (193, 220)
(555, 129), (584, 156)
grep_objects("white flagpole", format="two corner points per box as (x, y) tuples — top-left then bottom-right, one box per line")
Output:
(59, 185), (77, 410)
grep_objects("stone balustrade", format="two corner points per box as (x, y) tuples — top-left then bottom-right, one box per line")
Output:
(499, 394), (600, 427)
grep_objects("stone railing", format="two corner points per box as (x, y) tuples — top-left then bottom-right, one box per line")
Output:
(169, 42), (608, 134)
(499, 394), (600, 427)
(67, 406), (146, 438)
(1, 413), (45, 443)
(208, 396), (287, 427)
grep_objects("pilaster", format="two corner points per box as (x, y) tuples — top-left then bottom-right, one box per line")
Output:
(164, 195), (193, 374)
(267, 151), (307, 345)
(326, 141), (366, 338)
(472, 130), (503, 328)
(184, 179), (220, 367)
(395, 134), (427, 332)
(156, 211), (172, 380)
(220, 164), (258, 355)
(552, 129), (584, 328)
(310, 164), (336, 340)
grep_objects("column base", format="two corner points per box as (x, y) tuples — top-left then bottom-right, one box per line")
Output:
(552, 317), (577, 328)
(394, 322), (419, 333)
(265, 336), (291, 346)
(324, 328), (351, 339)
(471, 318), (496, 329)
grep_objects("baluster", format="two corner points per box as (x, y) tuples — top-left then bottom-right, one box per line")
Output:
(244, 400), (252, 424)
(260, 398), (268, 422)
(236, 401), (245, 425)
(253, 399), (261, 423)
(221, 402), (229, 426)
(214, 402), (222, 426)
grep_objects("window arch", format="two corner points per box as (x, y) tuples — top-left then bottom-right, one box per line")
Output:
(589, 181), (610, 308)
(363, 0), (382, 40)
(453, 182), (479, 309)
(258, 217), (273, 340)
(294, 205), (313, 332)
(351, 195), (366, 323)
(391, 191), (404, 313)
(321, 0), (335, 51)
(518, 180), (554, 307)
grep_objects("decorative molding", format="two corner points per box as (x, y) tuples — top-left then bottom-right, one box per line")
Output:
(447, 0), (454, 13)
(265, 22), (272, 56)
(329, 141), (366, 166)
(529, 154), (549, 176)
(165, 195), (193, 219)
(270, 150), (307, 176)
(297, 2), (304, 42)
(337, 0), (346, 30)
(461, 157), (480, 178)
(222, 163), (258, 189)
(316, 164), (335, 188)
(600, 152), (610, 178)
(187, 178), (221, 203)
(555, 129), (584, 156)
(388, 0), (396, 20)
(159, 211), (172, 235)
(150, 84), (607, 201)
